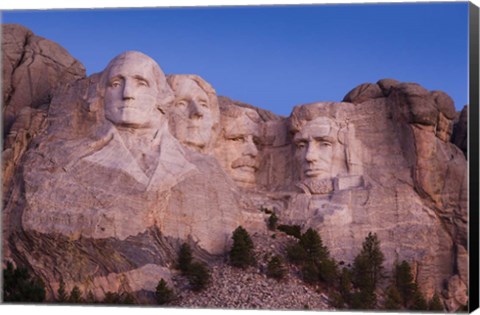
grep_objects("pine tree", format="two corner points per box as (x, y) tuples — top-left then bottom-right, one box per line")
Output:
(339, 267), (353, 306)
(155, 279), (174, 305)
(302, 260), (320, 284)
(57, 278), (68, 302)
(394, 260), (416, 306)
(102, 291), (120, 304)
(318, 257), (338, 285)
(268, 212), (279, 230)
(384, 285), (403, 310)
(299, 228), (328, 263)
(410, 288), (428, 310)
(68, 286), (83, 303)
(428, 291), (444, 311)
(266, 255), (287, 280)
(353, 232), (384, 292)
(351, 232), (385, 310)
(286, 243), (307, 264)
(351, 289), (377, 310)
(121, 292), (135, 304)
(177, 243), (193, 273)
(85, 290), (97, 304)
(229, 226), (255, 269)
(3, 261), (46, 302)
(187, 261), (210, 291)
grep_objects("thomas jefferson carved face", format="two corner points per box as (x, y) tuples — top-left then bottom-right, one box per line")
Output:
(104, 55), (160, 128)
(294, 117), (336, 181)
(218, 107), (261, 187)
(169, 77), (215, 150)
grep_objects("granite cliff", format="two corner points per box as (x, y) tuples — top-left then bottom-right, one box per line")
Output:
(1, 24), (469, 310)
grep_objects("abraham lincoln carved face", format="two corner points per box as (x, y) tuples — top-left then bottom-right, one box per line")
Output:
(293, 117), (336, 181)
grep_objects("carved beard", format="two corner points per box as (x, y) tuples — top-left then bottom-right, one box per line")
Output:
(297, 177), (334, 195)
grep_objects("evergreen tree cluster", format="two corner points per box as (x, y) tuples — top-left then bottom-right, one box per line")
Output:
(350, 232), (385, 309)
(267, 212), (279, 231)
(266, 255), (287, 280)
(3, 261), (46, 303)
(155, 278), (175, 305)
(177, 242), (211, 291)
(56, 278), (135, 304)
(384, 260), (444, 311)
(229, 226), (256, 269)
(286, 228), (338, 286)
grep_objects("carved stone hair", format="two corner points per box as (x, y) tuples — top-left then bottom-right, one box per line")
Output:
(289, 103), (344, 144)
(219, 102), (261, 124)
(96, 51), (174, 114)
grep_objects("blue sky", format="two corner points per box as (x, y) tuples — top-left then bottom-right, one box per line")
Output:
(1, 2), (469, 116)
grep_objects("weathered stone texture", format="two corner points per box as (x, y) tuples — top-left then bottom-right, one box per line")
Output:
(452, 105), (468, 157)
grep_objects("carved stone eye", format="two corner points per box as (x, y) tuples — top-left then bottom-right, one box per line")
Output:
(296, 141), (307, 149)
(230, 136), (246, 143)
(110, 81), (121, 88)
(176, 100), (187, 107)
(137, 80), (148, 87)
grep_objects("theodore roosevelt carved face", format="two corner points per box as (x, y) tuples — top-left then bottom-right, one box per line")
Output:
(100, 51), (173, 129)
(216, 105), (261, 187)
(167, 75), (219, 152)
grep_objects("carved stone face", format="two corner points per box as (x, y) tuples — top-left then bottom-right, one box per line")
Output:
(104, 57), (159, 128)
(219, 108), (261, 186)
(294, 117), (336, 180)
(170, 78), (214, 150)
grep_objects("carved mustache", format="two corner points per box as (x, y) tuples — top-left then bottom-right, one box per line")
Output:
(231, 157), (259, 170)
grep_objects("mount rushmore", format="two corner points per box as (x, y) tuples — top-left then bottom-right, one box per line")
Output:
(2, 24), (468, 310)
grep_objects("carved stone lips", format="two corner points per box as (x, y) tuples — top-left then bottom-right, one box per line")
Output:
(231, 157), (259, 171)
(119, 103), (138, 110)
(304, 168), (326, 177)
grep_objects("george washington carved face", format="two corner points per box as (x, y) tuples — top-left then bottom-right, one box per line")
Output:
(99, 51), (173, 130)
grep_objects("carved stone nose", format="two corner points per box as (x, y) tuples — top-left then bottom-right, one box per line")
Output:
(244, 137), (258, 157)
(122, 81), (135, 99)
(189, 101), (203, 118)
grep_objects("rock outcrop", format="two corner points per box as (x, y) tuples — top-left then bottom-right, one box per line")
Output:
(2, 23), (86, 215)
(452, 105), (468, 157)
(2, 24), (468, 312)
(2, 24), (86, 264)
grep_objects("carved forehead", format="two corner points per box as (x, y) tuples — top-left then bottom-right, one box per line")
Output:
(294, 117), (334, 140)
(107, 53), (157, 81)
(172, 77), (208, 98)
(222, 107), (261, 137)
(168, 75), (215, 94)
(289, 103), (337, 132)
